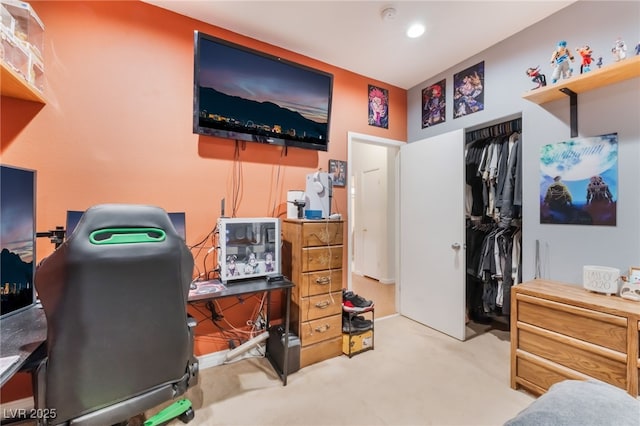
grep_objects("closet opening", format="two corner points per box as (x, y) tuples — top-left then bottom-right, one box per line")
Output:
(465, 116), (522, 333)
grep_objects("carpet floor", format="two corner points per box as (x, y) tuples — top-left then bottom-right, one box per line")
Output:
(168, 314), (535, 426)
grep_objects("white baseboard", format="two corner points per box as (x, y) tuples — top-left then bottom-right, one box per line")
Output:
(196, 344), (267, 370)
(196, 350), (228, 370)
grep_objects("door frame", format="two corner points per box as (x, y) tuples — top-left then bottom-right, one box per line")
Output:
(347, 131), (404, 301)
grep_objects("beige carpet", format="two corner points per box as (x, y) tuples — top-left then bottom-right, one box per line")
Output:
(169, 315), (535, 426)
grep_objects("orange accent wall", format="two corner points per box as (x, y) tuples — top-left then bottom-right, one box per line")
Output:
(0, 0), (406, 400)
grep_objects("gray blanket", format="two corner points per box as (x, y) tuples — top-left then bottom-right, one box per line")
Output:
(505, 379), (640, 426)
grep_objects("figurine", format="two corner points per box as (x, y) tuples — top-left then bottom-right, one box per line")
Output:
(596, 56), (603, 68)
(575, 45), (593, 74)
(612, 37), (627, 61)
(635, 41), (640, 56)
(550, 40), (574, 83)
(526, 66), (547, 89)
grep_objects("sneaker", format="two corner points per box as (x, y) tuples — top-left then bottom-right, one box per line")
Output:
(342, 313), (373, 333)
(342, 290), (374, 312)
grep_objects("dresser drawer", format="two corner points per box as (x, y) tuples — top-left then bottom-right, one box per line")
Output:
(516, 354), (577, 394)
(300, 336), (342, 368)
(300, 222), (343, 247)
(300, 291), (342, 321)
(299, 314), (342, 346)
(517, 297), (627, 353)
(299, 270), (343, 297)
(301, 246), (343, 272)
(519, 327), (628, 389)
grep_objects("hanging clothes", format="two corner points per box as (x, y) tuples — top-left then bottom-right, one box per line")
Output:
(465, 119), (523, 320)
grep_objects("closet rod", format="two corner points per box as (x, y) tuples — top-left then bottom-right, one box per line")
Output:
(465, 118), (522, 142)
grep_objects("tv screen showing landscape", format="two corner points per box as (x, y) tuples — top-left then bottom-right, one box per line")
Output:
(193, 31), (333, 151)
(1, 164), (36, 318)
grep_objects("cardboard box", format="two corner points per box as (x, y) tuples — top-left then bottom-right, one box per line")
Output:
(342, 329), (373, 356)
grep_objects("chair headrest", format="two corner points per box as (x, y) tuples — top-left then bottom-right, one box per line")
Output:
(71, 204), (179, 242)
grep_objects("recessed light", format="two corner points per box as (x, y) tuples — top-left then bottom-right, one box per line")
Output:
(406, 23), (425, 38)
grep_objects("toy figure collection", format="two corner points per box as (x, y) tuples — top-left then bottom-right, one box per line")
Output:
(525, 36), (636, 90)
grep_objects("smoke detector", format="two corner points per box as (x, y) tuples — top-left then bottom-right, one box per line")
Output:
(381, 6), (396, 21)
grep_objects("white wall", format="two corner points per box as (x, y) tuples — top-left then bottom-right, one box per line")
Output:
(407, 1), (640, 284)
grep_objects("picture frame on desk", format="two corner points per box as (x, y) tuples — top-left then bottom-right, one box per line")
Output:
(629, 266), (640, 283)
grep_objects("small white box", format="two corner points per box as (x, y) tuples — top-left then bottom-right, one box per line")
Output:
(583, 265), (620, 295)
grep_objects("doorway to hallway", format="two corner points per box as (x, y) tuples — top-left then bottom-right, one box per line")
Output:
(351, 273), (396, 319)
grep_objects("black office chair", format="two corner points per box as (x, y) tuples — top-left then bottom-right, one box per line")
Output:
(32, 204), (198, 425)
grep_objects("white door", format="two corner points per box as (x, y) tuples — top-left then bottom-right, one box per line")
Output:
(361, 168), (382, 279)
(398, 129), (466, 340)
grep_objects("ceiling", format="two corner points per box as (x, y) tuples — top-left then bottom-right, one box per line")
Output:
(143, 1), (576, 89)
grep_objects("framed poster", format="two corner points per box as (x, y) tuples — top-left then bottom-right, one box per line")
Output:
(329, 159), (347, 187)
(422, 79), (446, 128)
(453, 61), (484, 118)
(368, 85), (388, 129)
(540, 133), (618, 226)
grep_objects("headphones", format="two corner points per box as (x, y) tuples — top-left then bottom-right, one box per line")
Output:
(311, 171), (324, 194)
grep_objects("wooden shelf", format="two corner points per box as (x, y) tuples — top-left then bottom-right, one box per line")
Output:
(522, 55), (640, 104)
(1, 60), (45, 103)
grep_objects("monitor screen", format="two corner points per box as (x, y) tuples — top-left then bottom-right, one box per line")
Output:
(66, 211), (187, 240)
(1, 164), (37, 319)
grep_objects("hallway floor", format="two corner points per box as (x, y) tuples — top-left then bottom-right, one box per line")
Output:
(350, 273), (396, 318)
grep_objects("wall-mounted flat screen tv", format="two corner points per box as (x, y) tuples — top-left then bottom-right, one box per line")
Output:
(193, 31), (333, 152)
(1, 164), (37, 319)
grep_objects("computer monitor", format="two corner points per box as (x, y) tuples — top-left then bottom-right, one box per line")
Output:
(66, 210), (187, 240)
(1, 164), (37, 319)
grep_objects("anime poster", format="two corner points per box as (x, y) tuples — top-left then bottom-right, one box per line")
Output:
(453, 61), (484, 118)
(421, 79), (446, 128)
(540, 133), (617, 226)
(368, 85), (388, 129)
(328, 159), (347, 187)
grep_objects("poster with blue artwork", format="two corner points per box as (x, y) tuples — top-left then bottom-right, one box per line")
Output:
(453, 61), (484, 118)
(540, 133), (617, 226)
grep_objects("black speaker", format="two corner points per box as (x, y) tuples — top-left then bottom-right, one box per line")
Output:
(267, 326), (300, 375)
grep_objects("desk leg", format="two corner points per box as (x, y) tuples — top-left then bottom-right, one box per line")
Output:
(282, 286), (291, 386)
(264, 288), (289, 386)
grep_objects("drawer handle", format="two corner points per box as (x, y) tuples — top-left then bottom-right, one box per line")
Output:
(315, 300), (330, 309)
(315, 276), (331, 285)
(314, 324), (331, 333)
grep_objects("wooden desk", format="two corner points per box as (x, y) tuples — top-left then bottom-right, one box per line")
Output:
(0, 304), (47, 387)
(188, 277), (294, 385)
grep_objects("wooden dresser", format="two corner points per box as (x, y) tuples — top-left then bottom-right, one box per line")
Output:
(511, 279), (640, 397)
(282, 219), (344, 368)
